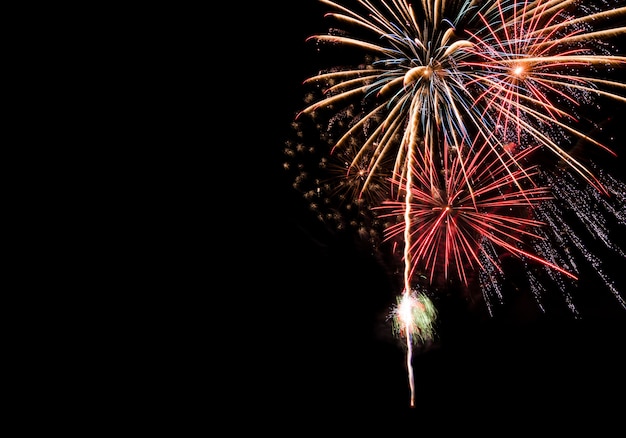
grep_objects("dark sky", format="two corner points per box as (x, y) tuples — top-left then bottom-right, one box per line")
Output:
(251, 0), (626, 422)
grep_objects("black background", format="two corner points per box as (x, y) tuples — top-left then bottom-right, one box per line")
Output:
(247, 0), (626, 425)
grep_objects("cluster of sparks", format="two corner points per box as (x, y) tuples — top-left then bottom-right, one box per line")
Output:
(284, 0), (626, 407)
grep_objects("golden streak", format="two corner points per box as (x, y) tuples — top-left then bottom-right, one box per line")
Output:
(403, 66), (431, 88)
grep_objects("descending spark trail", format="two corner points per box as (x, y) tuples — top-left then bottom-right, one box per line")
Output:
(478, 163), (626, 317)
(285, 0), (626, 407)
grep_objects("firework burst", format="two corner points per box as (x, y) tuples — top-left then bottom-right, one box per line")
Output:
(376, 139), (574, 287)
(289, 0), (626, 309)
(286, 0), (626, 407)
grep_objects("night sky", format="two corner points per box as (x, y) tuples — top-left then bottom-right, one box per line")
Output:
(251, 0), (626, 423)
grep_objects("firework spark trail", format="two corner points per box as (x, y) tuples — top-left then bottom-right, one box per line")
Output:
(476, 163), (626, 315)
(478, 241), (506, 316)
(535, 206), (625, 310)
(536, 169), (626, 309)
(548, 171), (624, 255)
(596, 170), (626, 226)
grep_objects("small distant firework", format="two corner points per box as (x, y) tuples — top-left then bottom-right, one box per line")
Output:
(389, 289), (437, 408)
(390, 289), (437, 345)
